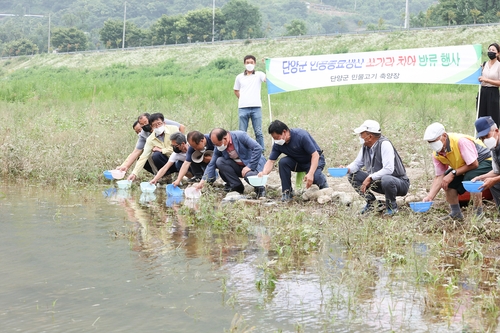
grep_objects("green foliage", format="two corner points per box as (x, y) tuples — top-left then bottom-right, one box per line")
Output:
(222, 0), (263, 39)
(51, 27), (88, 52)
(3, 38), (39, 56)
(99, 19), (146, 49)
(284, 19), (307, 36)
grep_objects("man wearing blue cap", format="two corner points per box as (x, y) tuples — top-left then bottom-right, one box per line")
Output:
(473, 116), (500, 212)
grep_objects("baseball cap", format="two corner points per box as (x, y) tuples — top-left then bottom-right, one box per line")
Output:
(475, 116), (496, 138)
(423, 122), (445, 141)
(353, 120), (381, 134)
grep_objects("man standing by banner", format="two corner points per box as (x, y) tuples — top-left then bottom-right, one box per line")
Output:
(234, 54), (266, 150)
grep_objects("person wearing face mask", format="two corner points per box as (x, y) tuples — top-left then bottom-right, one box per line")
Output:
(346, 120), (409, 216)
(196, 128), (267, 198)
(423, 122), (492, 220)
(116, 112), (185, 175)
(150, 132), (191, 185)
(472, 117), (500, 212)
(258, 120), (328, 202)
(477, 43), (500, 126)
(171, 131), (217, 187)
(233, 54), (267, 150)
(127, 113), (180, 182)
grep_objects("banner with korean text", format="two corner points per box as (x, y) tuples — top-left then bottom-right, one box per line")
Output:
(265, 44), (482, 95)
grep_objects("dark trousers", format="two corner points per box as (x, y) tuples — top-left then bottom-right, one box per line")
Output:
(190, 161), (208, 178)
(348, 171), (409, 209)
(478, 86), (500, 126)
(216, 157), (262, 192)
(490, 183), (500, 212)
(151, 151), (178, 175)
(278, 155), (328, 193)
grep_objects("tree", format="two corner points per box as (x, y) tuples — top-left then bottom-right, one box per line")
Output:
(284, 19), (306, 36)
(3, 38), (39, 56)
(150, 15), (182, 45)
(222, 0), (263, 39)
(99, 19), (145, 49)
(470, 9), (481, 24)
(51, 27), (88, 52)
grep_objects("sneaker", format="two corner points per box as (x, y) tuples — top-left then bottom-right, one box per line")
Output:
(281, 191), (294, 202)
(439, 213), (464, 221)
(255, 187), (266, 199)
(360, 200), (384, 215)
(223, 184), (231, 192)
(188, 176), (202, 183)
(384, 207), (398, 216)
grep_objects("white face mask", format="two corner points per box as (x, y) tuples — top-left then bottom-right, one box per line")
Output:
(154, 125), (165, 136)
(274, 139), (285, 146)
(216, 144), (227, 152)
(245, 64), (255, 72)
(484, 136), (498, 149)
(429, 140), (443, 152)
(359, 137), (365, 145)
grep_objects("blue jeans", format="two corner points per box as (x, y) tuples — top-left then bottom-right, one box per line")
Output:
(238, 107), (264, 150)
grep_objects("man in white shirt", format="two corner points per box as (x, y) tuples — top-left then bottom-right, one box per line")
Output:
(346, 120), (409, 216)
(233, 54), (266, 150)
(150, 132), (189, 185)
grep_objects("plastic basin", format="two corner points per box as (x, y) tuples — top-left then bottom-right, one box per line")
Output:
(328, 168), (348, 177)
(116, 180), (132, 190)
(409, 201), (433, 213)
(246, 175), (268, 186)
(166, 184), (184, 197)
(111, 170), (126, 179)
(185, 186), (201, 199)
(140, 182), (156, 193)
(103, 170), (114, 180)
(462, 181), (484, 193)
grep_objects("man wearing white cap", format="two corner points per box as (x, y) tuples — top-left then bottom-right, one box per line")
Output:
(347, 120), (409, 215)
(423, 122), (492, 220)
(472, 116), (500, 213)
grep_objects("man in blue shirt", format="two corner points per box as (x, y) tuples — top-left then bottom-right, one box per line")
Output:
(259, 120), (328, 201)
(196, 128), (266, 198)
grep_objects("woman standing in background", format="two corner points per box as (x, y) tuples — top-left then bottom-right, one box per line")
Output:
(478, 43), (500, 126)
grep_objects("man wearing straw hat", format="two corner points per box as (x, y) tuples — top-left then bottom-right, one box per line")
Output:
(347, 120), (409, 216)
(423, 122), (492, 220)
(171, 131), (216, 187)
(259, 120), (328, 202)
(472, 116), (500, 214)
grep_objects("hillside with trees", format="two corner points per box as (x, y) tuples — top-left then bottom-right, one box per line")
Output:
(0, 0), (498, 56)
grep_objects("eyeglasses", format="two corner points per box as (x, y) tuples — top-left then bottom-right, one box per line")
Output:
(171, 143), (183, 149)
(151, 121), (163, 128)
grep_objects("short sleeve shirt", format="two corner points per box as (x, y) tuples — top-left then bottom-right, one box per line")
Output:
(233, 71), (266, 108)
(269, 128), (320, 164)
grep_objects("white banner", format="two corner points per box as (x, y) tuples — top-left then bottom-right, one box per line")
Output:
(265, 44), (482, 95)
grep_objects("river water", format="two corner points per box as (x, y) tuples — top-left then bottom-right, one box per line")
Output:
(0, 184), (489, 332)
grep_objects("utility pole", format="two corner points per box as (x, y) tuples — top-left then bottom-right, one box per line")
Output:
(47, 13), (51, 53)
(404, 0), (409, 29)
(212, 0), (215, 43)
(122, 1), (127, 50)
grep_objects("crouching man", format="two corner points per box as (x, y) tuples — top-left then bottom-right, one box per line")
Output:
(347, 120), (410, 216)
(423, 122), (492, 220)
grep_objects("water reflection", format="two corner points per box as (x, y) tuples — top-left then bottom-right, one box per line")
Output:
(3, 184), (500, 332)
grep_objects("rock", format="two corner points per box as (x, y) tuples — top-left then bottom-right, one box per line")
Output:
(405, 194), (425, 204)
(317, 195), (332, 204)
(332, 191), (354, 205)
(302, 186), (333, 201)
(301, 185), (320, 200)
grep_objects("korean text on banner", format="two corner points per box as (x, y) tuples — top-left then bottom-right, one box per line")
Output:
(265, 44), (482, 95)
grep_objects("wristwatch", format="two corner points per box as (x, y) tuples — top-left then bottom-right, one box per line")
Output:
(451, 169), (457, 176)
